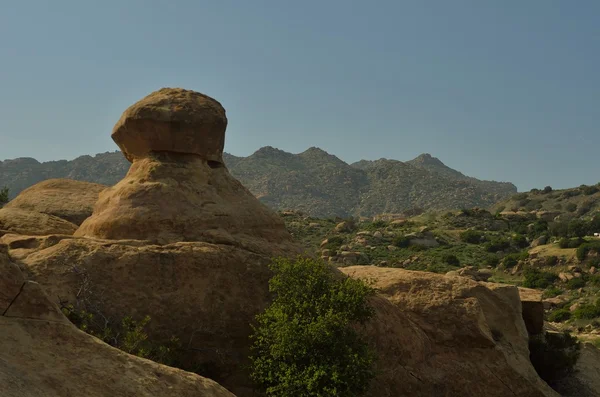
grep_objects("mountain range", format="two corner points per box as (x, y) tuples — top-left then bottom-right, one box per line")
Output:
(0, 147), (516, 217)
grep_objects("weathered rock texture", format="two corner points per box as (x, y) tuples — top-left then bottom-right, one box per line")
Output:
(75, 88), (294, 253)
(518, 287), (545, 335)
(4, 178), (107, 225)
(112, 87), (227, 164)
(0, 207), (78, 236)
(341, 266), (558, 397)
(0, 245), (235, 397)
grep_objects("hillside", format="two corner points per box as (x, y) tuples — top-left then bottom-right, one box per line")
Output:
(493, 185), (600, 220)
(0, 147), (517, 217)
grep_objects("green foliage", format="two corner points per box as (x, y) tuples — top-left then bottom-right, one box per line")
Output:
(441, 254), (460, 267)
(573, 301), (600, 320)
(545, 256), (559, 267)
(392, 235), (410, 248)
(542, 186), (553, 194)
(547, 308), (571, 322)
(568, 219), (589, 238)
(512, 234), (529, 249)
(529, 332), (580, 388)
(559, 237), (584, 249)
(61, 305), (181, 366)
(576, 242), (600, 262)
(459, 230), (484, 244)
(323, 236), (345, 251)
(543, 285), (563, 299)
(482, 254), (500, 268)
(512, 192), (529, 201)
(580, 185), (599, 195)
(565, 203), (577, 213)
(522, 268), (558, 289)
(485, 237), (511, 253)
(565, 277), (586, 290)
(250, 257), (376, 397)
(0, 186), (8, 207)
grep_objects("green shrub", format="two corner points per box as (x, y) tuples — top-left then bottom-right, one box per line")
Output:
(576, 242), (600, 261)
(485, 237), (511, 253)
(441, 254), (460, 267)
(0, 187), (8, 207)
(543, 286), (563, 299)
(542, 186), (553, 194)
(547, 308), (571, 322)
(459, 230), (484, 244)
(522, 268), (558, 289)
(529, 332), (580, 388)
(324, 236), (345, 251)
(581, 185), (599, 195)
(512, 234), (529, 249)
(393, 235), (410, 248)
(566, 203), (577, 212)
(573, 301), (600, 320)
(566, 277), (586, 290)
(61, 305), (181, 366)
(483, 254), (500, 268)
(545, 256), (559, 267)
(250, 257), (376, 397)
(558, 238), (570, 249)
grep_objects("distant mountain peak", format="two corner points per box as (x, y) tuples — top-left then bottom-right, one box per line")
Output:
(410, 153), (445, 166)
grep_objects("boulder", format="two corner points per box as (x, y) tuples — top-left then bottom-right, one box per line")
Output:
(0, 207), (78, 236)
(112, 88), (227, 164)
(341, 266), (557, 397)
(530, 235), (547, 248)
(0, 247), (234, 397)
(518, 287), (544, 335)
(4, 179), (107, 225)
(334, 221), (352, 233)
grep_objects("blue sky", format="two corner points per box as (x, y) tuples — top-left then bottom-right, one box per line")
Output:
(0, 1), (598, 191)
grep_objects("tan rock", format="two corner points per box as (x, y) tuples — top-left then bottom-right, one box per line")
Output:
(0, 249), (234, 397)
(0, 207), (78, 236)
(112, 87), (227, 164)
(559, 272), (574, 282)
(334, 221), (352, 233)
(518, 287), (544, 335)
(4, 179), (107, 225)
(543, 296), (568, 310)
(341, 266), (557, 397)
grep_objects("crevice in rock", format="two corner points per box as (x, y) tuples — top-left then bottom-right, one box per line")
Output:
(2, 281), (25, 316)
(486, 364), (518, 396)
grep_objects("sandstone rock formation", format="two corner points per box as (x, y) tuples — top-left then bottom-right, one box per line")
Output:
(75, 88), (294, 253)
(0, 88), (564, 396)
(0, 245), (234, 397)
(341, 266), (558, 397)
(4, 178), (107, 225)
(0, 207), (77, 236)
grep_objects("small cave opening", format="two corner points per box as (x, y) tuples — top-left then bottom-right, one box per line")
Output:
(207, 160), (224, 169)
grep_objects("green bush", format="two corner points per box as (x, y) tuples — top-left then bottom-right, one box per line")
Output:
(441, 254), (460, 267)
(393, 235), (410, 248)
(0, 187), (8, 207)
(573, 301), (600, 320)
(581, 185), (599, 195)
(576, 242), (600, 261)
(566, 277), (586, 290)
(324, 236), (345, 251)
(565, 203), (577, 213)
(529, 332), (580, 388)
(522, 268), (558, 289)
(543, 285), (563, 299)
(250, 257), (376, 397)
(542, 186), (553, 194)
(61, 305), (181, 366)
(459, 230), (484, 244)
(485, 237), (511, 253)
(483, 254), (500, 268)
(545, 256), (559, 267)
(512, 234), (529, 249)
(547, 308), (571, 322)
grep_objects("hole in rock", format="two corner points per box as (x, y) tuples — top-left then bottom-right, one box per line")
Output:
(207, 160), (223, 169)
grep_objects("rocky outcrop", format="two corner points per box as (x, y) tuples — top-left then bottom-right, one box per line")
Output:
(518, 287), (545, 335)
(0, 245), (235, 397)
(0, 207), (78, 236)
(341, 266), (558, 397)
(4, 178), (106, 225)
(75, 88), (295, 254)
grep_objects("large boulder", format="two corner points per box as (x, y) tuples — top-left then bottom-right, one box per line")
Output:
(518, 287), (545, 335)
(0, 245), (235, 397)
(4, 178), (107, 225)
(0, 207), (78, 236)
(341, 266), (558, 397)
(112, 87), (227, 164)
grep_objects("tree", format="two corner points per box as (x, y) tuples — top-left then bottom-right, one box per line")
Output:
(0, 187), (8, 207)
(250, 257), (376, 397)
(543, 186), (553, 194)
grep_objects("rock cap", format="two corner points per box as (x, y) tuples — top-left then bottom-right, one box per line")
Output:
(112, 88), (227, 163)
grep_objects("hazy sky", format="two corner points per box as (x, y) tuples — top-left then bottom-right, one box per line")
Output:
(1, 1), (598, 191)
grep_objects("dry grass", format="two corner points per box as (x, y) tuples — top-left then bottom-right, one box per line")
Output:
(529, 243), (577, 261)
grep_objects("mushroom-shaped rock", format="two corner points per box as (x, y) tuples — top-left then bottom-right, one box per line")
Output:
(112, 87), (227, 164)
(75, 88), (296, 255)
